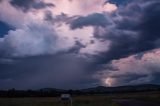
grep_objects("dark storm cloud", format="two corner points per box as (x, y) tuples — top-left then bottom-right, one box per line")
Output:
(0, 0), (160, 89)
(102, 0), (160, 63)
(70, 13), (111, 29)
(0, 54), (100, 89)
(67, 0), (160, 86)
(10, 0), (54, 11)
(70, 0), (160, 65)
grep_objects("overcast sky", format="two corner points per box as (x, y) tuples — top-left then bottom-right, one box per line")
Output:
(0, 0), (160, 89)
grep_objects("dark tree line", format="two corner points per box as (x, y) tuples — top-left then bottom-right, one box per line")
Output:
(0, 84), (160, 97)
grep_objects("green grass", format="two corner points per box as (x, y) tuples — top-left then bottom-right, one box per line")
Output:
(0, 91), (160, 106)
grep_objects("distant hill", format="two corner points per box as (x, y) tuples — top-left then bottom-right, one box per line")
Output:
(37, 84), (160, 93)
(80, 84), (160, 93)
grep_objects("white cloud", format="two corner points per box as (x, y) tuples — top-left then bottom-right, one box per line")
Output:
(44, 0), (117, 16)
(1, 21), (75, 57)
(0, 0), (26, 27)
(0, 0), (113, 57)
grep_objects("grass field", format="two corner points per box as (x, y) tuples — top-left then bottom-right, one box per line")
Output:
(0, 91), (160, 106)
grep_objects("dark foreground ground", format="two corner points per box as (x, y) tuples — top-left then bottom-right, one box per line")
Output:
(0, 91), (160, 106)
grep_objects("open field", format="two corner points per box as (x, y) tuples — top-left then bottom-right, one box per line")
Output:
(0, 91), (160, 106)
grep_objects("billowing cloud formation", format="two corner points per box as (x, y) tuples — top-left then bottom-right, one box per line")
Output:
(92, 0), (160, 64)
(0, 0), (160, 89)
(1, 22), (74, 57)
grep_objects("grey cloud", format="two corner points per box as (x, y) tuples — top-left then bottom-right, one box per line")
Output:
(70, 13), (112, 29)
(70, 0), (160, 65)
(44, 12), (75, 24)
(92, 0), (160, 65)
(10, 0), (54, 12)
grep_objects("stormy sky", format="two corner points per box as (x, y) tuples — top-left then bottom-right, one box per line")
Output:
(0, 0), (160, 89)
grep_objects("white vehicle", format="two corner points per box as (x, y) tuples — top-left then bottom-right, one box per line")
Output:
(60, 94), (72, 106)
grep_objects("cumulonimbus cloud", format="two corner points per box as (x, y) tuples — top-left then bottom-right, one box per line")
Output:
(0, 0), (160, 89)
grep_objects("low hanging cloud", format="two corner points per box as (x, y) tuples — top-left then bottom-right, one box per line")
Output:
(0, 54), (99, 89)
(97, 49), (160, 86)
